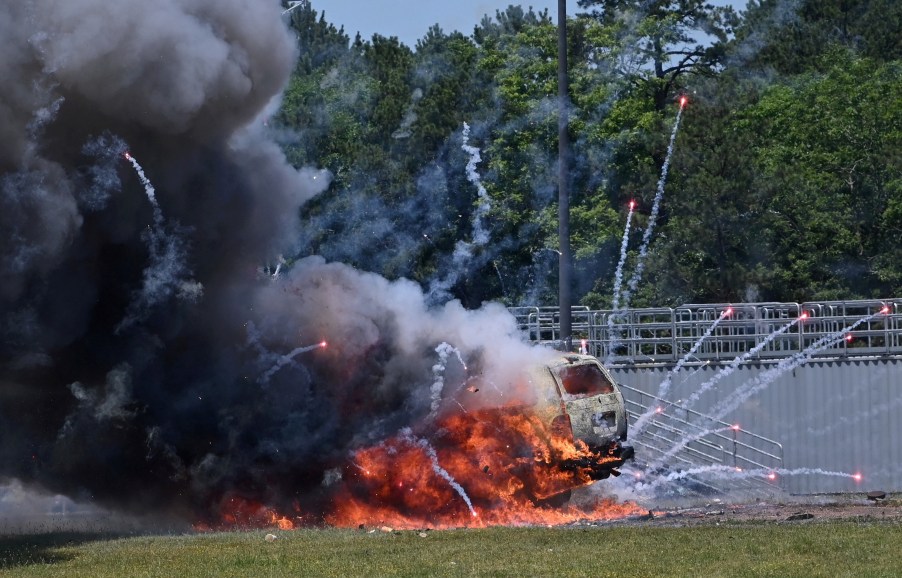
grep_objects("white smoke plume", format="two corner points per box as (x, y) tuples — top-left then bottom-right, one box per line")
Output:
(427, 122), (494, 303)
(605, 201), (636, 362)
(429, 342), (458, 415)
(634, 465), (858, 494)
(117, 151), (202, 332)
(461, 122), (492, 246)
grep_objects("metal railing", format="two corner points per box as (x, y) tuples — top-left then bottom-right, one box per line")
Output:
(619, 382), (784, 494)
(512, 299), (901, 364)
(512, 299), (898, 494)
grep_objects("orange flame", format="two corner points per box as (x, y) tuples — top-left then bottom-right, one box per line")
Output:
(325, 407), (641, 529)
(196, 495), (297, 531)
(201, 399), (641, 530)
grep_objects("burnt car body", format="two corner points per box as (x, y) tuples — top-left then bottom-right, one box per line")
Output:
(528, 353), (634, 481)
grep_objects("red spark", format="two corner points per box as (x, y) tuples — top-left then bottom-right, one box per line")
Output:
(655, 407), (663, 414)
(880, 306), (890, 314)
(320, 341), (328, 349)
(731, 424), (741, 431)
(124, 151), (132, 160)
(629, 200), (636, 210)
(799, 312), (809, 320)
(846, 334), (854, 342)
(724, 307), (734, 317)
(853, 473), (863, 482)
(679, 95), (688, 108)
(767, 472), (777, 481)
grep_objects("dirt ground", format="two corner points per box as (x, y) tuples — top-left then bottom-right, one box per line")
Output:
(607, 493), (902, 527)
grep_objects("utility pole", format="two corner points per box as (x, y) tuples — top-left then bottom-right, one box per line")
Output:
(557, 0), (572, 352)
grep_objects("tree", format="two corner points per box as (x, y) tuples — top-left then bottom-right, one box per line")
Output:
(577, 0), (738, 110)
(738, 53), (902, 300)
(285, 1), (351, 75)
(730, 0), (902, 74)
(617, 74), (772, 306)
(408, 27), (485, 167)
(470, 9), (627, 306)
(272, 0), (902, 308)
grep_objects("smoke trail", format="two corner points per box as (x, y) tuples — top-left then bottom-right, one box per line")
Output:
(680, 315), (804, 410)
(59, 364), (137, 440)
(117, 150), (201, 332)
(400, 429), (477, 517)
(79, 133), (127, 211)
(610, 201), (636, 314)
(635, 464), (858, 493)
(124, 152), (162, 225)
(807, 392), (902, 437)
(429, 342), (458, 415)
(427, 123), (493, 303)
(605, 201), (636, 363)
(259, 341), (327, 385)
(461, 122), (491, 246)
(631, 307), (731, 437)
(707, 312), (883, 420)
(619, 101), (686, 310)
(798, 364), (891, 436)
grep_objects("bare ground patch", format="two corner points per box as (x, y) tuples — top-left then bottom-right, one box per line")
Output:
(592, 493), (902, 528)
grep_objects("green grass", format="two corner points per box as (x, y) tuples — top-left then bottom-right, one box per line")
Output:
(1, 520), (901, 578)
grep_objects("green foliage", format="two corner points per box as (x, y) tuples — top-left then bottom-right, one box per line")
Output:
(577, 0), (738, 109)
(731, 0), (902, 74)
(631, 75), (773, 305)
(740, 53), (902, 299)
(274, 0), (902, 309)
(410, 28), (484, 166)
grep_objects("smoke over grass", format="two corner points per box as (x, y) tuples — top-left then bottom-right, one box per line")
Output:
(0, 1), (548, 524)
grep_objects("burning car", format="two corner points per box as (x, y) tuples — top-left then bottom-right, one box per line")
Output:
(528, 353), (635, 482)
(321, 351), (638, 526)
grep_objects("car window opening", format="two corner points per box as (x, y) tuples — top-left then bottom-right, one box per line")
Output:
(557, 364), (615, 396)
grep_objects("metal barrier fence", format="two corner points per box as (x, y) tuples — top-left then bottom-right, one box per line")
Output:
(618, 382), (784, 494)
(510, 300), (902, 364)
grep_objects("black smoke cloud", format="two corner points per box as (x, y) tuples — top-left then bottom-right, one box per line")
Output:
(0, 1), (548, 522)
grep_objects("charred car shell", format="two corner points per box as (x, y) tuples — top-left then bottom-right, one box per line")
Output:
(529, 353), (635, 480)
